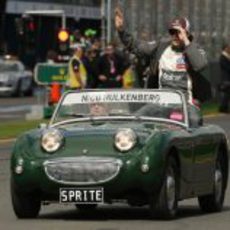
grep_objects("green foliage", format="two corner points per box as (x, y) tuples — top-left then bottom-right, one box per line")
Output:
(201, 102), (219, 116)
(0, 120), (46, 139)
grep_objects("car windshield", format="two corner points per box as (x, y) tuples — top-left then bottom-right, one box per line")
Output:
(51, 90), (187, 126)
(0, 62), (19, 72)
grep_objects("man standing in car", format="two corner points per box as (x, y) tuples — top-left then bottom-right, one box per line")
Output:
(114, 7), (212, 104)
(219, 44), (230, 113)
(114, 7), (212, 126)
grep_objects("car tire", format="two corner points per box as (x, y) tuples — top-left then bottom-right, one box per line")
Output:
(75, 204), (98, 212)
(12, 80), (24, 97)
(24, 89), (33, 97)
(11, 179), (41, 218)
(149, 156), (179, 219)
(198, 151), (226, 212)
(24, 79), (34, 97)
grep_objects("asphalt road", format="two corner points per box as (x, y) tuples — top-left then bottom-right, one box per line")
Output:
(0, 88), (46, 121)
(0, 115), (229, 230)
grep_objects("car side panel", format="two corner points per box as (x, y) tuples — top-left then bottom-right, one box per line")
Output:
(192, 125), (226, 195)
(167, 130), (195, 199)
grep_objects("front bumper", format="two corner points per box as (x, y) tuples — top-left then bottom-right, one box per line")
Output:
(12, 155), (163, 202)
(0, 86), (14, 94)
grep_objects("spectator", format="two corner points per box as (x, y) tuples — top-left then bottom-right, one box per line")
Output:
(84, 47), (100, 88)
(67, 43), (87, 90)
(219, 44), (230, 113)
(97, 43), (125, 88)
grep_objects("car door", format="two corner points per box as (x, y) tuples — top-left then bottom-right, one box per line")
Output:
(191, 125), (216, 194)
(172, 129), (195, 199)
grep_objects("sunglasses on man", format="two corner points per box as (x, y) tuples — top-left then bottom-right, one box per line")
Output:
(169, 29), (181, 36)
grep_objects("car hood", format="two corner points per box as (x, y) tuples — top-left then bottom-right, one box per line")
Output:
(56, 122), (154, 157)
(18, 121), (182, 159)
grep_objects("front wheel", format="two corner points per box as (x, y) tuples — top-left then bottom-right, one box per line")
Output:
(198, 153), (226, 212)
(12, 80), (24, 97)
(149, 156), (179, 219)
(11, 179), (41, 218)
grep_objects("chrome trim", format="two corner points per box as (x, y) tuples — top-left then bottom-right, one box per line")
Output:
(43, 157), (123, 185)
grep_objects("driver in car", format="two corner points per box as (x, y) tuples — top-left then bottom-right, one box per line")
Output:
(89, 103), (109, 116)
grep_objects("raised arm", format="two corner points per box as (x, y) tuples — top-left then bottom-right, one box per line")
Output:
(114, 7), (157, 58)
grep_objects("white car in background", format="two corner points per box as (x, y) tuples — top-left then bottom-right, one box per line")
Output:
(0, 59), (33, 96)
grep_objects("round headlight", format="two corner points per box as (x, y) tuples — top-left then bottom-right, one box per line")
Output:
(114, 128), (137, 152)
(41, 129), (63, 153)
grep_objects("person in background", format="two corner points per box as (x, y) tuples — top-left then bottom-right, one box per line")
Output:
(84, 47), (100, 88)
(67, 43), (87, 90)
(97, 43), (126, 88)
(45, 49), (60, 106)
(115, 7), (212, 127)
(219, 44), (230, 113)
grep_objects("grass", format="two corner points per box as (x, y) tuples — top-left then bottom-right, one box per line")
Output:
(0, 119), (47, 140)
(0, 102), (219, 140)
(201, 101), (219, 116)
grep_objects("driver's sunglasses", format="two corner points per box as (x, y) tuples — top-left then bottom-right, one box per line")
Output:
(169, 29), (180, 36)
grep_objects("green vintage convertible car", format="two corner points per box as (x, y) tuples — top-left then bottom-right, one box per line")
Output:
(11, 89), (229, 219)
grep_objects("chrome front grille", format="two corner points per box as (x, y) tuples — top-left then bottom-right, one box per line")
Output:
(44, 157), (122, 185)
